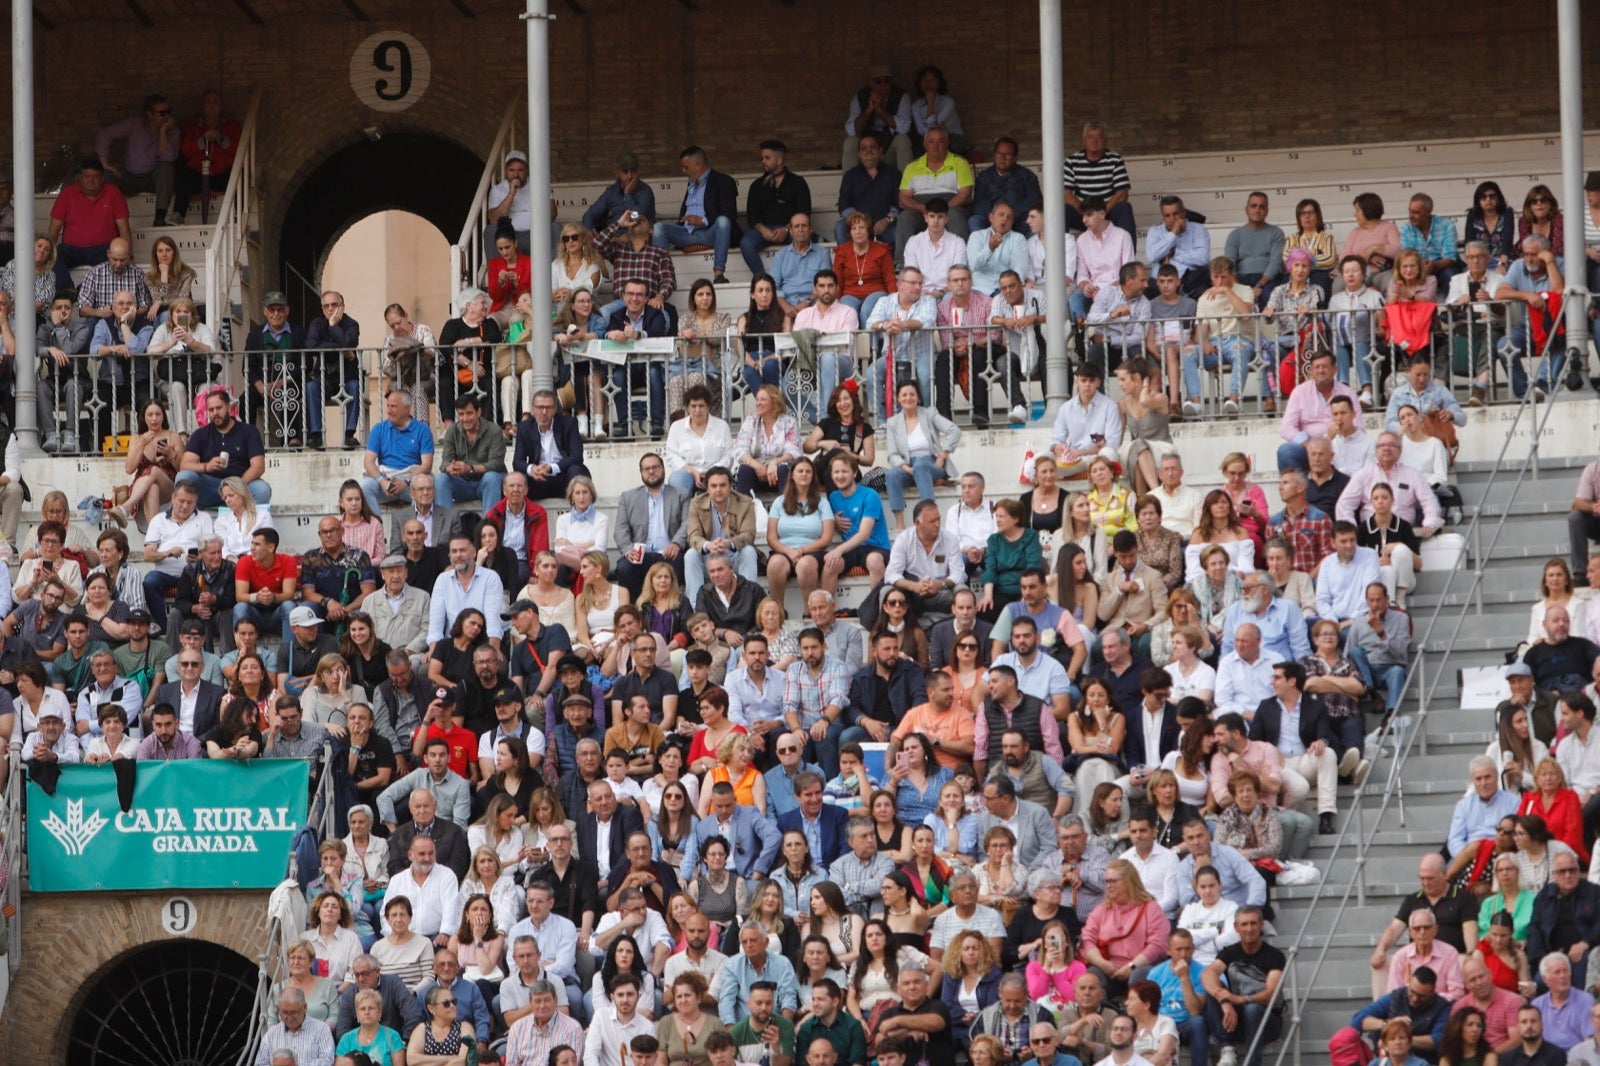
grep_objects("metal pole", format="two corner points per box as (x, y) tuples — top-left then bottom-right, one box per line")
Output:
(526, 0), (555, 393)
(1559, 0), (1589, 379)
(1038, 0), (1069, 419)
(12, 0), (39, 453)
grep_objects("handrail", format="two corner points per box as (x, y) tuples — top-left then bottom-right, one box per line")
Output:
(2, 741), (22, 980)
(450, 97), (522, 299)
(205, 87), (264, 338)
(1245, 298), (1572, 1066)
(235, 741), (336, 1066)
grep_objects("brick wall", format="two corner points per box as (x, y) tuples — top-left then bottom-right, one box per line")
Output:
(1, 0), (1596, 270)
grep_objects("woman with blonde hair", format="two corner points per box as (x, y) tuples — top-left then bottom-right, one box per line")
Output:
(1079, 859), (1169, 991)
(736, 382), (802, 497)
(459, 844), (525, 933)
(938, 930), (1001, 1046)
(1149, 590), (1213, 668)
(638, 561), (691, 665)
(214, 475), (273, 560)
(468, 794), (537, 877)
(551, 224), (608, 304)
(146, 295), (218, 432)
(379, 301), (439, 418)
(1, 234), (56, 315)
(549, 475), (607, 581)
(269, 937), (341, 1022)
(700, 733), (766, 814)
(754, 594), (800, 671)
(573, 549), (628, 661)
(301, 653), (367, 731)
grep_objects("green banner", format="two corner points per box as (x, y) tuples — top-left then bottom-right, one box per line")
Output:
(27, 759), (309, 891)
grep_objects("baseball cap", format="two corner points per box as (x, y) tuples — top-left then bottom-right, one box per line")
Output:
(493, 683), (523, 705)
(127, 608), (152, 624)
(868, 64), (892, 79)
(1505, 662), (1533, 679)
(263, 291), (288, 307)
(501, 599), (538, 620)
(432, 687), (459, 708)
(557, 654), (587, 674)
(289, 606), (322, 628)
(505, 150), (529, 165)
(179, 619), (207, 636)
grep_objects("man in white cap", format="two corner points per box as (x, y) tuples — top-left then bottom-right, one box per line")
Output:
(284, 605), (338, 697)
(486, 150), (534, 254)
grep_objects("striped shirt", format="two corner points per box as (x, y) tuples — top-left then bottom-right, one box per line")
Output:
(1062, 149), (1131, 199)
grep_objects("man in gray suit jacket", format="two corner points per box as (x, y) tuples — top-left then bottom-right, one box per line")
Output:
(386, 473), (458, 548)
(679, 782), (782, 881)
(613, 452), (689, 600)
(334, 955), (424, 1040)
(976, 775), (1061, 871)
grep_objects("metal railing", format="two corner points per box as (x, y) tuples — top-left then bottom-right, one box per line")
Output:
(1244, 301), (1580, 1066)
(449, 98), (522, 298)
(205, 88), (264, 342)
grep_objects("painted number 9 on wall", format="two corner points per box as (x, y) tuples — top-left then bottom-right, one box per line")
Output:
(162, 897), (197, 936)
(350, 31), (431, 112)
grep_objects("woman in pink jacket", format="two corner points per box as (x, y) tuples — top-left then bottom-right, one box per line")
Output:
(1079, 858), (1172, 994)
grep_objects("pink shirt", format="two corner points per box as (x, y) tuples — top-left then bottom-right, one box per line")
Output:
(1076, 226), (1135, 288)
(1452, 986), (1526, 1050)
(1209, 741), (1285, 806)
(1342, 221), (1402, 273)
(1280, 380), (1360, 443)
(1081, 899), (1171, 970)
(972, 697), (1064, 764)
(1387, 942), (1464, 1001)
(794, 302), (860, 333)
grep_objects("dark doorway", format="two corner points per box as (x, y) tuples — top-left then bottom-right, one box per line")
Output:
(67, 938), (259, 1065)
(278, 132), (484, 326)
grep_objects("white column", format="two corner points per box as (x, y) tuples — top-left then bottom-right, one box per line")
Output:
(11, 0), (38, 450)
(1038, 0), (1069, 418)
(1558, 0), (1590, 375)
(526, 0), (555, 392)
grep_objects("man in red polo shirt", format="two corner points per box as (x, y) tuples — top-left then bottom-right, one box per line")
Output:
(233, 527), (300, 642)
(411, 687), (478, 782)
(48, 160), (132, 289)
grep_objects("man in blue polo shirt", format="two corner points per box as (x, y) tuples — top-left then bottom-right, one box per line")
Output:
(360, 390), (436, 515)
(825, 452), (892, 593)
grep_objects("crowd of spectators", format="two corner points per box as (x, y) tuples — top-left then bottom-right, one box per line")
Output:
(5, 75), (1598, 1066)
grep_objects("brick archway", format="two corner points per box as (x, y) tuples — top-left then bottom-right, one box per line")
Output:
(276, 130), (486, 307)
(0, 890), (272, 1063)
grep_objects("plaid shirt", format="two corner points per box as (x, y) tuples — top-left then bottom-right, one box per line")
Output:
(1268, 503), (1333, 575)
(782, 656), (852, 731)
(597, 219), (677, 299)
(298, 544), (376, 605)
(77, 262), (152, 312)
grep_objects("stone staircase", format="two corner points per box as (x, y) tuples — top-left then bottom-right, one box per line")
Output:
(1266, 451), (1588, 1061)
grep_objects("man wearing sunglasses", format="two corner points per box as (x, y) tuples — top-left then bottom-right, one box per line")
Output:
(841, 66), (914, 173)
(95, 94), (179, 226)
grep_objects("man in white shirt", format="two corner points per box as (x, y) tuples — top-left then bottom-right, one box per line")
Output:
(1213, 623), (1280, 720)
(1048, 364), (1122, 477)
(428, 532), (506, 647)
(1098, 1013), (1158, 1066)
(485, 150), (533, 252)
(141, 480), (214, 635)
(946, 471), (996, 570)
(664, 911), (728, 989)
(1327, 395), (1376, 475)
(884, 499), (967, 621)
(381, 835), (461, 943)
(591, 885), (672, 976)
(1315, 523), (1383, 627)
(792, 269), (860, 403)
(1150, 453), (1202, 539)
(1557, 693), (1600, 813)
(1120, 808), (1181, 917)
(903, 198), (968, 300)
(582, 973), (653, 1066)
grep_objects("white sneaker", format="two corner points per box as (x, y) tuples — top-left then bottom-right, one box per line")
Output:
(1353, 759), (1373, 786)
(168, 212), (186, 226)
(60, 432), (79, 453)
(1358, 387), (1374, 409)
(1223, 397), (1240, 415)
(1219, 1047), (1239, 1066)
(1338, 746), (1360, 777)
(577, 414), (589, 436)
(41, 433), (58, 454)
(1009, 404), (1029, 424)
(1181, 400), (1201, 418)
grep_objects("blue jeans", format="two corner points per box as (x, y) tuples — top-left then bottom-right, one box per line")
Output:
(653, 216), (734, 272)
(305, 377), (362, 434)
(887, 455), (953, 516)
(667, 470), (699, 496)
(1348, 645), (1409, 712)
(173, 471), (272, 508)
(1498, 329), (1562, 398)
(1336, 337), (1375, 387)
(612, 363), (666, 429)
(740, 229), (788, 277)
(359, 475), (415, 516)
(437, 471), (505, 513)
(1204, 998), (1282, 1066)
(1328, 714), (1366, 766)
(742, 355), (783, 402)
(143, 569), (182, 634)
(800, 717), (850, 779)
(234, 601), (292, 643)
(840, 291), (889, 328)
(1183, 335), (1256, 399)
(54, 243), (109, 289)
(1181, 1013), (1212, 1066)
(683, 545), (761, 605)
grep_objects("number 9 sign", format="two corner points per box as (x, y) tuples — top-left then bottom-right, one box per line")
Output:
(162, 896), (198, 936)
(350, 31), (432, 113)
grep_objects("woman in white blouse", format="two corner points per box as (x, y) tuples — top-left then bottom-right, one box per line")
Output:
(551, 224), (608, 302)
(551, 475), (608, 578)
(213, 476), (274, 560)
(665, 383), (734, 495)
(1528, 558), (1581, 646)
(1162, 625), (1216, 707)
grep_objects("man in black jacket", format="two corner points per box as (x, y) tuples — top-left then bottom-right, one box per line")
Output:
(652, 146), (741, 284)
(385, 788), (471, 881)
(574, 776), (645, 896)
(1250, 660), (1341, 835)
(512, 389), (589, 500)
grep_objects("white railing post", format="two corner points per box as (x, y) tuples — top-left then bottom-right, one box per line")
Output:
(452, 98), (521, 305)
(206, 87), (264, 341)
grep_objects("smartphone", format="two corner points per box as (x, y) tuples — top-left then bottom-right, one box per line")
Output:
(896, 751), (910, 771)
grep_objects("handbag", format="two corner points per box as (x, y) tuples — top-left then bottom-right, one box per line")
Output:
(495, 341), (533, 378)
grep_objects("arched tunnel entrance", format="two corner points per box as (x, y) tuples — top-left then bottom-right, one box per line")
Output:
(66, 938), (259, 1065)
(278, 132), (485, 323)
